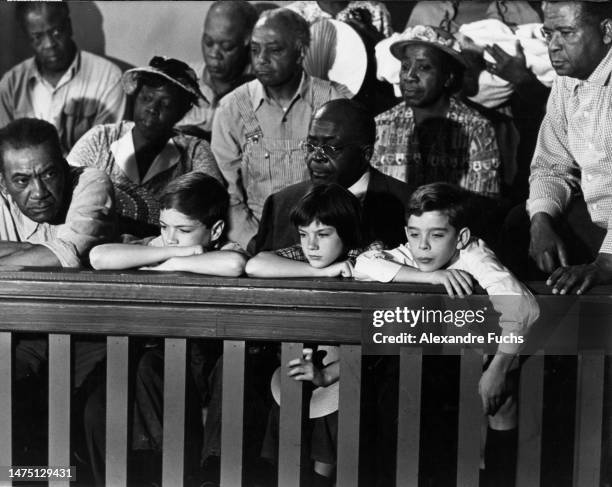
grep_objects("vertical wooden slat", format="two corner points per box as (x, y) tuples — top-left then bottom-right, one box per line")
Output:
(516, 352), (544, 486)
(396, 347), (422, 486)
(0, 332), (11, 484)
(105, 336), (129, 487)
(278, 342), (309, 487)
(162, 338), (187, 487)
(220, 340), (246, 487)
(48, 334), (71, 487)
(573, 351), (605, 487)
(457, 348), (483, 487)
(336, 345), (361, 487)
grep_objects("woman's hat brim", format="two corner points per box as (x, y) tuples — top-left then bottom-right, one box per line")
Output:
(122, 67), (206, 105)
(390, 39), (467, 68)
(270, 367), (339, 419)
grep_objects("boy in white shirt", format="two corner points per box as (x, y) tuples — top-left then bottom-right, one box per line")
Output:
(355, 182), (539, 486)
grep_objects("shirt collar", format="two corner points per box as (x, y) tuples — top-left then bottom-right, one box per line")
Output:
(250, 71), (309, 111)
(347, 168), (371, 202)
(27, 50), (81, 88)
(200, 60), (253, 107)
(5, 192), (41, 240)
(110, 127), (181, 184)
(586, 46), (612, 86)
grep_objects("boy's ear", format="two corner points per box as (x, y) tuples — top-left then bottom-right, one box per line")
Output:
(404, 225), (410, 242)
(210, 220), (225, 242)
(456, 227), (471, 249)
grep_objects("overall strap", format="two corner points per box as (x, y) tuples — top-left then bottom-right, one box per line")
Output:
(232, 85), (263, 139)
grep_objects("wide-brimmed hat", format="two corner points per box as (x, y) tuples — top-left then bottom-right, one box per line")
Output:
(390, 25), (466, 68)
(122, 56), (206, 105)
(270, 345), (339, 419)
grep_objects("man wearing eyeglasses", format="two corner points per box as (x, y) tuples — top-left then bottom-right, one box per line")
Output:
(0, 2), (125, 154)
(211, 8), (350, 249)
(251, 99), (412, 253)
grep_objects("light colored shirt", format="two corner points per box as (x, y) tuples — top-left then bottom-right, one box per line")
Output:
(0, 51), (126, 154)
(527, 47), (612, 254)
(178, 60), (253, 133)
(0, 166), (115, 267)
(67, 121), (223, 231)
(211, 72), (348, 247)
(288, 0), (393, 37)
(372, 98), (501, 196)
(406, 1), (541, 31)
(355, 238), (539, 354)
(348, 169), (371, 202)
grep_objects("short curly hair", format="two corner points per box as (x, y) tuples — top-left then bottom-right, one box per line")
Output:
(256, 8), (311, 52)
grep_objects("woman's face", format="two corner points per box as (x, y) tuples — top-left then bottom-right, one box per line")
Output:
(399, 45), (451, 108)
(298, 219), (346, 268)
(133, 83), (189, 140)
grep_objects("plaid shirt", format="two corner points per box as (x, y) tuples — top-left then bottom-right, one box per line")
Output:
(527, 47), (612, 254)
(275, 241), (385, 264)
(372, 98), (501, 197)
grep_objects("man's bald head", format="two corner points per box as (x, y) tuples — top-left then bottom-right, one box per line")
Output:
(202, 0), (257, 82)
(312, 99), (376, 147)
(205, 1), (258, 43)
(305, 100), (374, 187)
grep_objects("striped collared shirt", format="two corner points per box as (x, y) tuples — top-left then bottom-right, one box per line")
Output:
(0, 51), (125, 154)
(527, 47), (612, 253)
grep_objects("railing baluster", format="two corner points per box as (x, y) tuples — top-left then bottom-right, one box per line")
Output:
(573, 351), (605, 487)
(221, 340), (245, 487)
(48, 334), (71, 487)
(106, 336), (129, 487)
(457, 348), (483, 487)
(278, 342), (309, 487)
(336, 344), (361, 487)
(0, 333), (11, 487)
(396, 347), (423, 486)
(162, 338), (187, 487)
(516, 352), (544, 486)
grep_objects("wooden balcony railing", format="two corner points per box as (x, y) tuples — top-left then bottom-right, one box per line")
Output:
(0, 269), (608, 487)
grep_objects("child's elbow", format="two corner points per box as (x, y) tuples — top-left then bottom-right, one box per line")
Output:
(89, 246), (107, 270)
(245, 256), (266, 277)
(226, 255), (247, 277)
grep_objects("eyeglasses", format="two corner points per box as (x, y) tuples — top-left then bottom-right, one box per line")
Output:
(301, 140), (364, 159)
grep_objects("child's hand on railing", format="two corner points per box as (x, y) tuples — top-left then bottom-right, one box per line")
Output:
(287, 348), (326, 387)
(428, 269), (474, 298)
(172, 244), (204, 257)
(319, 261), (354, 278)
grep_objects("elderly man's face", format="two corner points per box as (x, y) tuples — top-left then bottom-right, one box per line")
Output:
(202, 14), (249, 83)
(251, 22), (302, 87)
(305, 115), (369, 188)
(24, 6), (75, 74)
(0, 144), (66, 223)
(543, 2), (612, 79)
(399, 45), (449, 108)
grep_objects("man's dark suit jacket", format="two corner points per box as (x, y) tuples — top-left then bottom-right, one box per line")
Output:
(250, 168), (413, 253)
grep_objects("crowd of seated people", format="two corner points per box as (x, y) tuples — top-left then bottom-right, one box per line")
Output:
(1, 1), (612, 486)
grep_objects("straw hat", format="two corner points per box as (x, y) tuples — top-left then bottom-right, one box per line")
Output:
(270, 345), (339, 419)
(390, 25), (466, 67)
(122, 56), (206, 105)
(303, 19), (367, 97)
